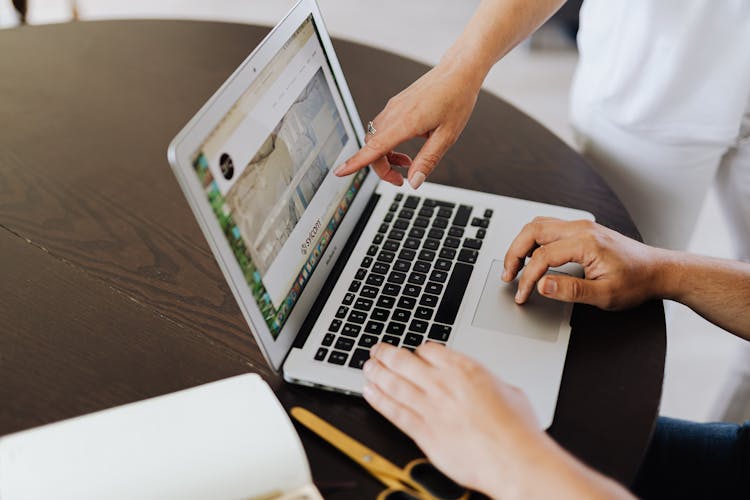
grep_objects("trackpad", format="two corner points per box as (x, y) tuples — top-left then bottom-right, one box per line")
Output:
(471, 260), (567, 342)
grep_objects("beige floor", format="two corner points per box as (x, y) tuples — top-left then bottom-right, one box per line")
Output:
(5, 0), (746, 423)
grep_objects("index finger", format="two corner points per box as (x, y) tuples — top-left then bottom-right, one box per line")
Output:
(334, 121), (407, 177)
(503, 217), (579, 281)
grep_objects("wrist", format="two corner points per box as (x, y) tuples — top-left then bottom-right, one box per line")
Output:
(439, 41), (492, 91)
(650, 248), (688, 301)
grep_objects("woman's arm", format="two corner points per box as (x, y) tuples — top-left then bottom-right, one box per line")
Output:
(335, 0), (566, 189)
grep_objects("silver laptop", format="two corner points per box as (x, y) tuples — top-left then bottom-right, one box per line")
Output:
(168, 0), (593, 428)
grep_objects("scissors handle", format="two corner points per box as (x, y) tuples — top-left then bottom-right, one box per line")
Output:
(290, 407), (407, 488)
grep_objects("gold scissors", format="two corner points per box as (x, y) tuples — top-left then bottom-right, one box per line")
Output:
(290, 407), (469, 500)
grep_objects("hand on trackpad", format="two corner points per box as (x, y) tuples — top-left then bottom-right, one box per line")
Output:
(471, 260), (568, 342)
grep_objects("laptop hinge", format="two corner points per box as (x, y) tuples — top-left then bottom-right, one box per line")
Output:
(290, 192), (381, 351)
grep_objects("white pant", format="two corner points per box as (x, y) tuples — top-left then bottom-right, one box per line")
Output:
(571, 98), (750, 259)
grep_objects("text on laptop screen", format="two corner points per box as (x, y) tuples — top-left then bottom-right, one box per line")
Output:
(190, 15), (367, 339)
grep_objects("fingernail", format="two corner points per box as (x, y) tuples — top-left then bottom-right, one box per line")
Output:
(363, 360), (373, 375)
(542, 277), (557, 295)
(334, 162), (347, 175)
(515, 289), (523, 303)
(370, 344), (379, 356)
(410, 171), (425, 190)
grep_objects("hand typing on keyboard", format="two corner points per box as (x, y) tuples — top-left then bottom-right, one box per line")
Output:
(362, 342), (631, 499)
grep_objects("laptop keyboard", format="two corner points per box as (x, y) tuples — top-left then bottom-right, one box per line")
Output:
(314, 193), (493, 369)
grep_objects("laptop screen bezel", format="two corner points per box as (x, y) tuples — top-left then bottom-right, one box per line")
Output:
(167, 0), (379, 371)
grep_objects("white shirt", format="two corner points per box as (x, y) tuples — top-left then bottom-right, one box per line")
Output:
(570, 0), (750, 147)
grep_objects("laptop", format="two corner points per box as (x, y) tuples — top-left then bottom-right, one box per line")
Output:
(167, 0), (593, 428)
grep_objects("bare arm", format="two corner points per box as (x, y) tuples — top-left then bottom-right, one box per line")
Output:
(657, 252), (750, 340)
(335, 0), (565, 188)
(504, 218), (750, 341)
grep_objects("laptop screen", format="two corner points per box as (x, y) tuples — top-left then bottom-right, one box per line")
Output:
(188, 15), (368, 339)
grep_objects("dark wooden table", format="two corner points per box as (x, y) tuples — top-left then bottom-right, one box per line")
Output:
(0, 20), (665, 496)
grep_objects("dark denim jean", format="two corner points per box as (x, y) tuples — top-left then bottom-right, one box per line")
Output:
(632, 416), (750, 499)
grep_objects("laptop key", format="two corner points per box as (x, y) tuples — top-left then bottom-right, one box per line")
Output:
(453, 205), (473, 227)
(389, 203), (399, 212)
(355, 268), (367, 280)
(423, 238), (439, 251)
(335, 337), (355, 351)
(437, 207), (453, 218)
(362, 256), (373, 267)
(399, 249), (417, 261)
(342, 323), (361, 337)
(457, 249), (479, 264)
(388, 229), (406, 241)
(348, 310), (367, 324)
(386, 322), (406, 336)
(364, 321), (385, 335)
(377, 295), (396, 308)
(433, 217), (449, 229)
(434, 200), (455, 208)
(373, 234), (383, 245)
(415, 306), (433, 320)
(372, 262), (390, 274)
(397, 296), (417, 309)
(418, 249), (436, 262)
(361, 286), (378, 299)
(404, 332), (424, 347)
(382, 335), (400, 346)
(383, 283), (401, 296)
(404, 195), (420, 209)
(315, 347), (328, 361)
(413, 260), (430, 274)
(387, 271), (406, 284)
(398, 209), (414, 220)
(484, 209), (494, 218)
(349, 348), (371, 369)
(435, 259), (451, 272)
(439, 248), (456, 260)
(394, 219), (409, 230)
(383, 240), (399, 252)
(328, 351), (348, 365)
(366, 274), (385, 287)
(463, 238), (482, 250)
(428, 324), (452, 342)
(329, 319), (342, 332)
(349, 280), (361, 293)
(448, 226), (464, 237)
(409, 319), (428, 333)
(394, 259), (411, 273)
(384, 212), (394, 223)
(354, 298), (373, 311)
(392, 308), (411, 323)
(420, 294), (439, 308)
(394, 193), (403, 201)
(342, 293), (355, 305)
(413, 216), (430, 228)
(404, 238), (420, 250)
(444, 237), (460, 248)
(423, 199), (437, 208)
(336, 306), (348, 318)
(425, 282), (443, 295)
(418, 207), (434, 218)
(430, 270), (448, 283)
(367, 245), (378, 256)
(378, 223), (389, 233)
(428, 228), (444, 240)
(476, 228), (486, 239)
(371, 307), (390, 322)
(408, 272), (427, 285)
(377, 250), (395, 263)
(409, 227), (425, 239)
(403, 284), (421, 297)
(435, 262), (474, 324)
(322, 333), (335, 346)
(359, 334), (379, 348)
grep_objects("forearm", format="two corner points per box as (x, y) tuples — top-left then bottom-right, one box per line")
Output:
(440, 0), (566, 86)
(655, 250), (750, 340)
(482, 434), (634, 499)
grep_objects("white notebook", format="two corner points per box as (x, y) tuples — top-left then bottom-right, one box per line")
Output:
(0, 374), (321, 500)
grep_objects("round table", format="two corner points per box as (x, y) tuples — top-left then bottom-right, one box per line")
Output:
(0, 20), (665, 496)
